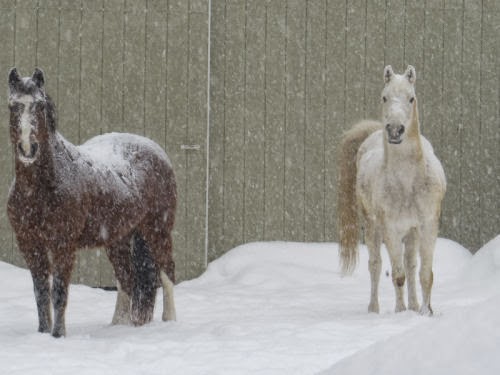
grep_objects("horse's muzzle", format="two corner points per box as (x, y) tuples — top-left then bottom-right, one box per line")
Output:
(386, 124), (405, 144)
(17, 142), (39, 163)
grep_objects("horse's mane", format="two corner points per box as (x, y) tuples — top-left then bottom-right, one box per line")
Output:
(44, 93), (57, 132)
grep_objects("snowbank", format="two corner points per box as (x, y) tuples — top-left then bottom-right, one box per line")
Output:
(0, 237), (498, 374)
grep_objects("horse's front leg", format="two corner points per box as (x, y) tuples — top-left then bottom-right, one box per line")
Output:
(384, 232), (406, 312)
(419, 224), (437, 316)
(22, 247), (52, 333)
(51, 249), (76, 337)
(403, 230), (419, 311)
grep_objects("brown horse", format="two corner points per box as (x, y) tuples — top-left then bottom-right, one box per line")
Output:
(7, 68), (177, 337)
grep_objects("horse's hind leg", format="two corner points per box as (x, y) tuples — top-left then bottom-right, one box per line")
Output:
(403, 230), (419, 311)
(141, 218), (176, 322)
(366, 221), (382, 313)
(107, 238), (134, 325)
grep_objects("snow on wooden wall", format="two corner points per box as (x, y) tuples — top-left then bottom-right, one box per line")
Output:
(0, 0), (498, 286)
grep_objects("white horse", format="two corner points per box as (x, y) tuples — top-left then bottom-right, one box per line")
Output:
(337, 65), (446, 315)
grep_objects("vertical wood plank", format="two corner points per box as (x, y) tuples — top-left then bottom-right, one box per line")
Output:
(185, 9), (208, 279)
(440, 2), (463, 247)
(324, 0), (346, 241)
(123, 0), (146, 134)
(207, 0), (226, 260)
(0, 0), (16, 264)
(459, 0), (482, 251)
(243, 0), (266, 243)
(404, 1), (425, 84)
(344, 0), (366, 134)
(14, 0), (37, 74)
(102, 0), (124, 134)
(36, 0), (59, 95)
(284, 0), (306, 241)
(384, 0), (405, 68)
(222, 0), (245, 249)
(422, 1), (443, 146)
(304, 0), (326, 242)
(365, 0), (385, 120)
(263, 0), (286, 240)
(166, 0), (189, 280)
(479, 0), (499, 246)
(144, 0), (167, 148)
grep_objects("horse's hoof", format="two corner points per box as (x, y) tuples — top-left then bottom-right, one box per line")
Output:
(38, 325), (51, 334)
(395, 304), (407, 313)
(419, 305), (433, 316)
(162, 309), (177, 322)
(368, 302), (380, 313)
(51, 328), (66, 338)
(408, 303), (420, 312)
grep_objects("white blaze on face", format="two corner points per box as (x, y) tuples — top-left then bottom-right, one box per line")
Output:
(9, 94), (39, 158)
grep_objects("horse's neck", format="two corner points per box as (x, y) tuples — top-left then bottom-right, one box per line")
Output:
(384, 131), (424, 171)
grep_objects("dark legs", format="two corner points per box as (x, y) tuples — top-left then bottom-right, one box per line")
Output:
(51, 250), (76, 337)
(23, 247), (52, 334)
(30, 262), (52, 333)
(24, 246), (76, 338)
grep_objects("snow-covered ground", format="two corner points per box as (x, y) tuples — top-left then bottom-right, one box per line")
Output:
(1, 236), (499, 375)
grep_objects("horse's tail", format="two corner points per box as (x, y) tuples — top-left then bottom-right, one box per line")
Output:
(337, 120), (382, 275)
(130, 231), (158, 325)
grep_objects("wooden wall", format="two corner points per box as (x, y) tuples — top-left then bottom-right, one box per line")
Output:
(0, 0), (498, 286)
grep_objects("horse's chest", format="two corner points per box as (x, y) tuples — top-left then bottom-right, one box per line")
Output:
(9, 188), (81, 242)
(377, 174), (431, 224)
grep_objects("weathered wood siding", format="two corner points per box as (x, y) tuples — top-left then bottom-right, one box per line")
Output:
(0, 0), (498, 286)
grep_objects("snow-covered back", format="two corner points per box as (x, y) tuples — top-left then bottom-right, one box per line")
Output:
(0, 236), (499, 374)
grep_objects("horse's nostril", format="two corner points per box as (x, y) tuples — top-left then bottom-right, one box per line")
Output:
(398, 126), (405, 135)
(385, 124), (391, 130)
(31, 143), (39, 156)
(17, 143), (26, 157)
(17, 142), (38, 158)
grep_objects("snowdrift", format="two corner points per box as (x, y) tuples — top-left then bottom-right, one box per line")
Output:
(0, 236), (498, 374)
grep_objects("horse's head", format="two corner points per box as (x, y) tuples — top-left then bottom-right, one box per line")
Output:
(381, 65), (417, 145)
(8, 68), (55, 165)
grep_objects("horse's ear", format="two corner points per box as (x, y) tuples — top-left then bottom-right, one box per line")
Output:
(32, 68), (45, 89)
(384, 65), (394, 84)
(8, 68), (21, 93)
(405, 65), (416, 84)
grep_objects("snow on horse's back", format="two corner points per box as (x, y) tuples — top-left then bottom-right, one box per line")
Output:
(337, 65), (446, 315)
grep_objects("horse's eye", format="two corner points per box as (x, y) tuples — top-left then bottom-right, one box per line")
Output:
(409, 97), (415, 103)
(382, 96), (387, 103)
(33, 102), (45, 112)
